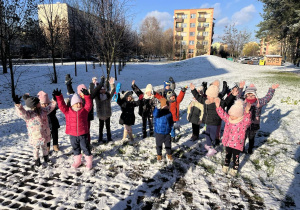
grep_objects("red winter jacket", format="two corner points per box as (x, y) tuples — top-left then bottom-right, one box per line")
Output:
(155, 90), (185, 122)
(56, 94), (92, 136)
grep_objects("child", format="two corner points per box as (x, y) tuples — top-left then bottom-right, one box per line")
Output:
(153, 98), (174, 161)
(37, 91), (60, 152)
(187, 87), (204, 141)
(91, 77), (116, 142)
(53, 88), (93, 170)
(89, 77), (99, 93)
(117, 90), (140, 141)
(215, 98), (252, 176)
(131, 80), (156, 138)
(13, 94), (56, 166)
(156, 77), (176, 98)
(190, 82), (237, 156)
(239, 83), (279, 154)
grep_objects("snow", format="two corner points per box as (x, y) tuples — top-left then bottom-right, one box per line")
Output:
(0, 55), (299, 209)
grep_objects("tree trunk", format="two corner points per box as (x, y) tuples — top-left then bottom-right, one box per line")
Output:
(51, 50), (57, 83)
(75, 59), (77, 77)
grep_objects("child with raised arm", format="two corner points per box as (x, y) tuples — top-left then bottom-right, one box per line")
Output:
(215, 98), (252, 176)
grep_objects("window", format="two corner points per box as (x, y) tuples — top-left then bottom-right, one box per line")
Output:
(203, 31), (209, 36)
(190, 32), (195, 36)
(182, 41), (187, 45)
(203, 41), (208, 45)
(191, 14), (196, 18)
(189, 41), (194, 45)
(182, 23), (187, 28)
(190, 23), (195, 28)
(176, 14), (181, 19)
(181, 32), (187, 36)
(182, 14), (188, 19)
(176, 23), (180, 28)
(176, 32), (180, 35)
(204, 14), (210, 18)
(198, 23), (202, 27)
(203, 23), (209, 27)
(188, 49), (194, 53)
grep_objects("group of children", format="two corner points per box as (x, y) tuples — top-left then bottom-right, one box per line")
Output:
(13, 75), (279, 176)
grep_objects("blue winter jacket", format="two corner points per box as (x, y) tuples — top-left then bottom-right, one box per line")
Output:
(153, 107), (174, 134)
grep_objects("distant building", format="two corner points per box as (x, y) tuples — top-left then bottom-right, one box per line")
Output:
(173, 8), (214, 59)
(260, 37), (281, 56)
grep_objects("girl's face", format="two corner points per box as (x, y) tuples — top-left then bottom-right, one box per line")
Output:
(36, 103), (41, 108)
(170, 95), (175, 101)
(145, 91), (152, 97)
(229, 115), (238, 120)
(72, 102), (82, 109)
(41, 103), (49, 108)
(127, 96), (132, 101)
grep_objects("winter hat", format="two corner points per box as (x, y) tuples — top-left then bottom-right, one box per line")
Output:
(244, 84), (257, 97)
(166, 91), (176, 101)
(124, 91), (133, 100)
(92, 77), (97, 81)
(206, 85), (219, 98)
(71, 93), (82, 106)
(145, 84), (153, 94)
(228, 99), (244, 118)
(77, 84), (87, 95)
(159, 98), (167, 108)
(164, 81), (171, 88)
(211, 80), (220, 88)
(23, 94), (40, 109)
(37, 91), (50, 104)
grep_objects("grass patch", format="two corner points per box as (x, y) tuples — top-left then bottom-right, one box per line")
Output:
(264, 71), (300, 87)
(264, 157), (275, 177)
(281, 96), (300, 105)
(267, 138), (281, 145)
(118, 148), (126, 154)
(198, 162), (215, 174)
(259, 148), (270, 157)
(251, 159), (261, 170)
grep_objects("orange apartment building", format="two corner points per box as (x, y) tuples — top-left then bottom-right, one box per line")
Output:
(173, 8), (214, 59)
(260, 37), (281, 56)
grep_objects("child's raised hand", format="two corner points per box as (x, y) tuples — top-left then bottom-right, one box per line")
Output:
(245, 102), (251, 113)
(272, 84), (279, 89)
(13, 95), (22, 104)
(190, 83), (195, 90)
(53, 88), (61, 96)
(132, 80), (135, 86)
(214, 97), (221, 108)
(81, 88), (90, 95)
(239, 81), (245, 88)
(109, 77), (115, 84)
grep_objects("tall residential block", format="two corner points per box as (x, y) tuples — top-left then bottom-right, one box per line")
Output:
(173, 8), (214, 59)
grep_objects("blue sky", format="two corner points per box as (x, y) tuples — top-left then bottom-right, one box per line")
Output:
(130, 0), (264, 42)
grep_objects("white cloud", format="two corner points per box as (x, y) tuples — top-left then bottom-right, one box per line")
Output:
(141, 11), (173, 30)
(200, 3), (222, 19)
(216, 17), (230, 27)
(232, 4), (256, 25)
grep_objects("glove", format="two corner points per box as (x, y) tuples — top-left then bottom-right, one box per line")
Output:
(181, 85), (188, 92)
(52, 93), (57, 101)
(53, 88), (62, 96)
(169, 77), (175, 83)
(202, 81), (207, 93)
(13, 95), (22, 104)
(81, 88), (90, 95)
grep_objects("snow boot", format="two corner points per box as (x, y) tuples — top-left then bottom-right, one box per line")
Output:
(34, 158), (41, 167)
(53, 145), (59, 152)
(71, 154), (82, 168)
(166, 154), (173, 162)
(85, 155), (93, 170)
(206, 148), (217, 157)
(222, 166), (229, 174)
(149, 130), (154, 137)
(204, 144), (211, 151)
(142, 132), (147, 139)
(107, 132), (112, 142)
(191, 135), (198, 141)
(229, 168), (238, 177)
(157, 155), (162, 161)
(43, 155), (50, 163)
(122, 130), (128, 140)
(98, 132), (103, 143)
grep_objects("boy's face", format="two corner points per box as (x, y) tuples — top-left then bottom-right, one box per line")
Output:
(72, 102), (82, 109)
(170, 95), (175, 101)
(127, 95), (132, 101)
(165, 85), (170, 90)
(41, 103), (49, 108)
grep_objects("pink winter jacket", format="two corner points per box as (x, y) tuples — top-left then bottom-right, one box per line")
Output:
(56, 94), (92, 136)
(216, 107), (251, 151)
(15, 102), (56, 146)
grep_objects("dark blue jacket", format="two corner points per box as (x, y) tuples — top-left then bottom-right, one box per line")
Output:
(153, 107), (173, 134)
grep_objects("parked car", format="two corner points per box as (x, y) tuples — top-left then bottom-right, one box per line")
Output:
(238, 57), (251, 64)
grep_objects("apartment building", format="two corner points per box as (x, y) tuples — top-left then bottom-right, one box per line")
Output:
(260, 37), (281, 56)
(173, 8), (214, 59)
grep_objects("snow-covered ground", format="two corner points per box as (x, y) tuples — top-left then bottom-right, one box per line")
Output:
(0, 55), (299, 209)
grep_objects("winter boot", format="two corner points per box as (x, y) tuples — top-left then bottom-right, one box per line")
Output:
(204, 144), (211, 151)
(85, 155), (93, 170)
(149, 130), (154, 137)
(107, 132), (112, 142)
(222, 166), (229, 174)
(206, 148), (217, 157)
(47, 146), (50, 153)
(71, 154), (82, 168)
(53, 145), (59, 152)
(215, 138), (220, 146)
(157, 155), (162, 161)
(191, 135), (198, 141)
(98, 133), (103, 143)
(166, 154), (173, 162)
(43, 155), (50, 163)
(34, 158), (41, 167)
(128, 132), (134, 141)
(142, 132), (147, 139)
(229, 168), (238, 177)
(122, 130), (128, 140)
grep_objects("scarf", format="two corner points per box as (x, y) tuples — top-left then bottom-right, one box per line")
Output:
(246, 98), (257, 104)
(144, 94), (154, 100)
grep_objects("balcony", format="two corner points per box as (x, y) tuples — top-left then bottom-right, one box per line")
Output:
(175, 27), (183, 32)
(198, 17), (206, 22)
(197, 36), (205, 40)
(175, 18), (183, 23)
(196, 44), (204, 49)
(174, 44), (181, 49)
(175, 35), (183, 40)
(197, 26), (205, 31)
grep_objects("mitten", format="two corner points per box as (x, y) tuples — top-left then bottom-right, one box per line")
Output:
(169, 77), (175, 83)
(81, 88), (90, 95)
(13, 95), (22, 104)
(52, 93), (57, 101)
(53, 88), (62, 96)
(181, 85), (188, 92)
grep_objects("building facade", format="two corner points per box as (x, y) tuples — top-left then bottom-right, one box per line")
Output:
(259, 37), (281, 56)
(173, 8), (214, 59)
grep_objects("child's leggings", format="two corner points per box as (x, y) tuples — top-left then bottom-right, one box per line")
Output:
(224, 147), (240, 170)
(33, 144), (48, 159)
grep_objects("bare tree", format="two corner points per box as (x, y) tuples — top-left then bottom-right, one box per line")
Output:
(162, 28), (173, 59)
(0, 0), (37, 98)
